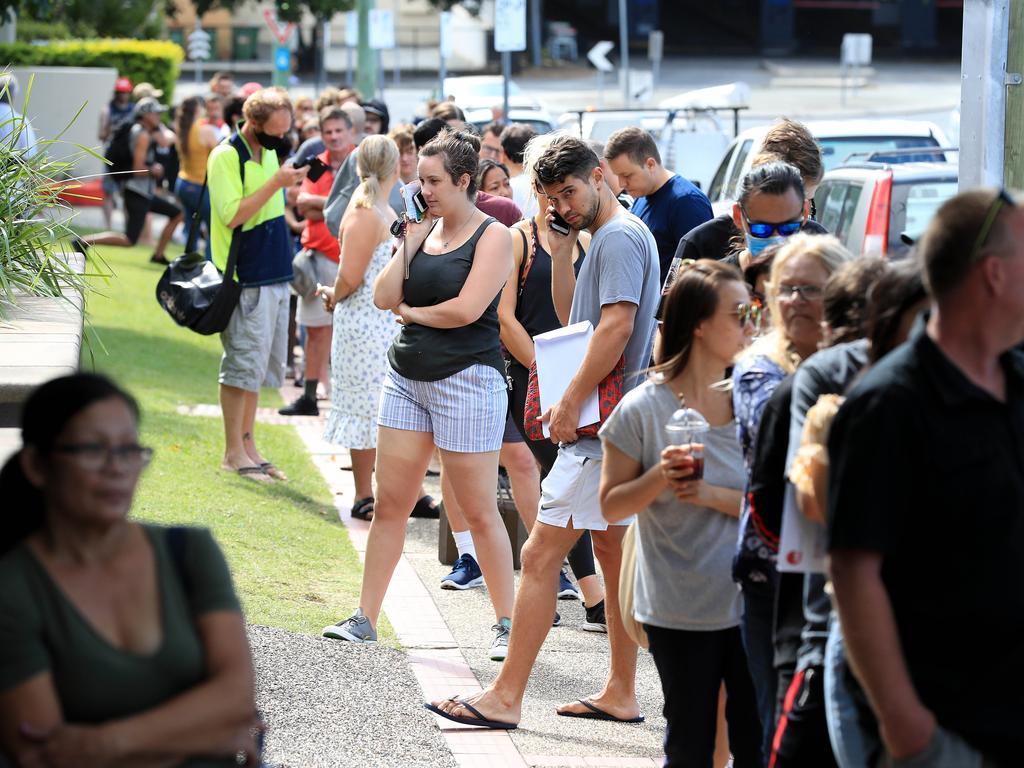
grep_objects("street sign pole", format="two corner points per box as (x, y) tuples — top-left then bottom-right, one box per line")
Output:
(439, 11), (452, 101)
(494, 0), (527, 124)
(344, 11), (357, 87)
(648, 30), (663, 96)
(618, 0), (629, 105)
(502, 51), (511, 124)
(587, 40), (615, 106)
(356, 0), (376, 100)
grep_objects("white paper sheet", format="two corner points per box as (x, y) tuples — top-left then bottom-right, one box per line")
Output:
(777, 483), (828, 573)
(533, 321), (601, 438)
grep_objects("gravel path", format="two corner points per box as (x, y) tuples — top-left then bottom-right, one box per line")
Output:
(249, 624), (458, 768)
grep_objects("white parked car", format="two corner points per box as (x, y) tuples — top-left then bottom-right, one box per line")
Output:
(706, 119), (952, 215)
(813, 159), (958, 258)
(463, 107), (557, 135)
(441, 75), (544, 112)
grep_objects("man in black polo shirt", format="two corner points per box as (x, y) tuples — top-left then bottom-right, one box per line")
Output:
(828, 188), (1024, 768)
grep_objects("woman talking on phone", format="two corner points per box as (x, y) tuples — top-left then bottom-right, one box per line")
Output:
(322, 129), (518, 661)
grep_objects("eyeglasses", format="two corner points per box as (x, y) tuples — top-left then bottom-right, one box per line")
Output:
(968, 188), (1017, 263)
(733, 302), (763, 329)
(777, 284), (824, 302)
(741, 205), (804, 239)
(51, 443), (154, 471)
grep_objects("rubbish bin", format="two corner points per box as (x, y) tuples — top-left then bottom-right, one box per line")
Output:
(438, 472), (529, 570)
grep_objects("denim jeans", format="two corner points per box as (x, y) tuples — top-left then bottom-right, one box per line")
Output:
(741, 585), (777, 766)
(824, 616), (877, 768)
(174, 176), (212, 261)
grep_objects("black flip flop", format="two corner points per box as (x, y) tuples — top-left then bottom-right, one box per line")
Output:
(557, 699), (645, 723)
(411, 494), (440, 519)
(424, 698), (518, 730)
(350, 497), (374, 520)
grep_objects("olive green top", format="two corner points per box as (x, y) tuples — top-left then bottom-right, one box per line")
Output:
(0, 524), (241, 767)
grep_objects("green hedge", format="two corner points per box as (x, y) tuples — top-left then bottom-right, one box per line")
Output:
(0, 39), (184, 103)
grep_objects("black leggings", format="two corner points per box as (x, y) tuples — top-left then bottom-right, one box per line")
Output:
(124, 188), (182, 245)
(507, 359), (597, 582)
(645, 624), (764, 768)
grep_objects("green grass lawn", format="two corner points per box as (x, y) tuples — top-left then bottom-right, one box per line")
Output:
(80, 242), (393, 642)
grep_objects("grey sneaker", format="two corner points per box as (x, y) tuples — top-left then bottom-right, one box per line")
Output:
(489, 618), (511, 661)
(322, 608), (377, 643)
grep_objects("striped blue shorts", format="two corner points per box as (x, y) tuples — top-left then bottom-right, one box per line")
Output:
(378, 363), (508, 453)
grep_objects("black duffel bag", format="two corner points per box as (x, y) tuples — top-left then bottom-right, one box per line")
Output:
(155, 234), (241, 335)
(156, 134), (248, 335)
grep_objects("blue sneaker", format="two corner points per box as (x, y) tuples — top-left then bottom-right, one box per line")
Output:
(441, 553), (484, 590)
(557, 567), (580, 600)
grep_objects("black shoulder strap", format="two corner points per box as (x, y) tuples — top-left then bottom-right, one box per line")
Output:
(184, 134), (249, 265)
(516, 226), (533, 299)
(166, 526), (193, 604)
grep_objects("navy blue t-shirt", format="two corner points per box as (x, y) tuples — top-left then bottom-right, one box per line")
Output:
(631, 174), (713, 284)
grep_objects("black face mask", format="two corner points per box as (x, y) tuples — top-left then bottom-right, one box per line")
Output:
(255, 131), (292, 155)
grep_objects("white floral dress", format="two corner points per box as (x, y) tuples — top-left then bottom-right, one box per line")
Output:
(324, 237), (397, 450)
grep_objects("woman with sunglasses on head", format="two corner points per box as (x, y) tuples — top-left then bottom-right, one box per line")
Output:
(600, 260), (763, 767)
(0, 374), (260, 767)
(730, 232), (850, 762)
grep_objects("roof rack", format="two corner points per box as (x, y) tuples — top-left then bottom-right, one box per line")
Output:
(841, 146), (960, 164)
(564, 106), (749, 139)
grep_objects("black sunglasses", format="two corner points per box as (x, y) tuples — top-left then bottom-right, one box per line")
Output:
(968, 188), (1017, 263)
(740, 205), (803, 239)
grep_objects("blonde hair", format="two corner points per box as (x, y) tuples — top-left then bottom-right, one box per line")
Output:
(351, 134), (399, 210)
(744, 232), (851, 372)
(242, 86), (292, 128)
(521, 131), (560, 189)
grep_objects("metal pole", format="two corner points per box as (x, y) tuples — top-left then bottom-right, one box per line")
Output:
(439, 52), (447, 99)
(530, 0), (542, 69)
(959, 0), (1009, 189)
(502, 50), (511, 124)
(618, 0), (630, 106)
(356, 0), (376, 99)
(347, 47), (353, 86)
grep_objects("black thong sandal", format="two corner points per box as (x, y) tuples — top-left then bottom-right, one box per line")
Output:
(411, 494), (440, 519)
(424, 697), (518, 730)
(557, 699), (645, 723)
(350, 497), (375, 520)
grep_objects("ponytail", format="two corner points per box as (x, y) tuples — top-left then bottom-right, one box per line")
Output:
(0, 451), (44, 556)
(352, 175), (381, 210)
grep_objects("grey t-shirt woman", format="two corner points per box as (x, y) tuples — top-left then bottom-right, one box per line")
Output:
(600, 379), (745, 631)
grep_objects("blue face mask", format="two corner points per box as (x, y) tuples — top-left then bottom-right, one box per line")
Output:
(746, 233), (786, 257)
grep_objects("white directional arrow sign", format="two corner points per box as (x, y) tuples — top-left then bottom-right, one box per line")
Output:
(587, 40), (615, 73)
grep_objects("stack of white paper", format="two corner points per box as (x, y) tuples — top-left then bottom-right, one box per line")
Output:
(533, 321), (601, 438)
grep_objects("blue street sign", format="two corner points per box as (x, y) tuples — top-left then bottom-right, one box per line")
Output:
(275, 46), (290, 72)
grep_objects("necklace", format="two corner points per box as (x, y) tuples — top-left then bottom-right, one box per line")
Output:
(441, 212), (475, 249)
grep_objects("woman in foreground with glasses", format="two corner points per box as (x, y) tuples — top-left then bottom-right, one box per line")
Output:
(0, 374), (261, 767)
(730, 232), (850, 758)
(600, 259), (762, 767)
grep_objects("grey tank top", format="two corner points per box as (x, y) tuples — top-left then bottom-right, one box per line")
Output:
(388, 217), (506, 382)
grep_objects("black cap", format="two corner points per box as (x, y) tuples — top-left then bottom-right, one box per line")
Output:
(361, 99), (390, 133)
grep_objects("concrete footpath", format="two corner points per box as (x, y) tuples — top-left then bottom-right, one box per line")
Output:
(249, 389), (667, 767)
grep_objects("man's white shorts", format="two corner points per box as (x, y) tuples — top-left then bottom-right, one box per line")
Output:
(536, 447), (636, 532)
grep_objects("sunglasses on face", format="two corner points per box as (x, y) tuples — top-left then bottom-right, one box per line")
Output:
(741, 205), (804, 238)
(777, 284), (824, 302)
(51, 442), (154, 472)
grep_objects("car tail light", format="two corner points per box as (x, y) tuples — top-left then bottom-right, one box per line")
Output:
(863, 170), (893, 256)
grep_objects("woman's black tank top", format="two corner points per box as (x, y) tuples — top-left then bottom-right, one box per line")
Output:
(389, 217), (505, 382)
(513, 219), (586, 340)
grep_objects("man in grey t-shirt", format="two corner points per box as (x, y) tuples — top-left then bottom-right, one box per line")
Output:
(428, 135), (659, 729)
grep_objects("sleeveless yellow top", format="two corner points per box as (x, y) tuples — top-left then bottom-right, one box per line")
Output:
(178, 122), (211, 184)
